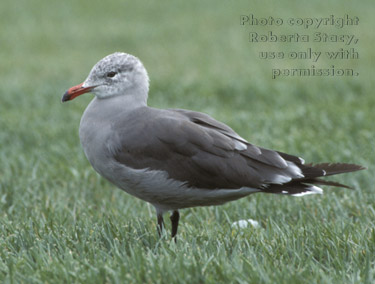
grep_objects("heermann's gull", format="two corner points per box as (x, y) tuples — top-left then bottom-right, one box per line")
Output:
(62, 52), (365, 238)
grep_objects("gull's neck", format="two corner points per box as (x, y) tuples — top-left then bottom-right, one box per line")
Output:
(98, 92), (147, 109)
(80, 92), (148, 129)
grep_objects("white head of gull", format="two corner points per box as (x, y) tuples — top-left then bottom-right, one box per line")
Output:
(62, 52), (365, 239)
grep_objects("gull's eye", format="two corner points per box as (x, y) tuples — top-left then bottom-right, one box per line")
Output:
(106, 71), (117, 78)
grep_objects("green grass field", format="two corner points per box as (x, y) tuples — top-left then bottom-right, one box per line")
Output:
(0, 0), (374, 283)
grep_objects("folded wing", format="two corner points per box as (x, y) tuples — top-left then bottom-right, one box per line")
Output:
(109, 107), (364, 193)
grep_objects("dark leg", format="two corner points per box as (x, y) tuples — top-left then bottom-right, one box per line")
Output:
(170, 210), (180, 239)
(157, 213), (164, 236)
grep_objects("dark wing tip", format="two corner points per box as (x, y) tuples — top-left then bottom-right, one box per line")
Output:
(305, 162), (366, 176)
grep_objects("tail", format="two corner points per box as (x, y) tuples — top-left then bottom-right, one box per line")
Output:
(264, 162), (366, 196)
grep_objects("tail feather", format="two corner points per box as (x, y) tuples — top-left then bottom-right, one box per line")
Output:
(263, 162), (365, 196)
(264, 182), (322, 195)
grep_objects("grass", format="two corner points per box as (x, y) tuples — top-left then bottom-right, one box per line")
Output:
(0, 0), (374, 283)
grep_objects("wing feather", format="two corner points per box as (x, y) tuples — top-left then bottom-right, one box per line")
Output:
(110, 107), (306, 189)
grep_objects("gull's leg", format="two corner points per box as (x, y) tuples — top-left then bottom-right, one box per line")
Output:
(170, 210), (180, 240)
(157, 213), (164, 236)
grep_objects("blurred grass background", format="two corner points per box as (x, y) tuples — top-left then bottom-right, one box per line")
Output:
(0, 0), (374, 283)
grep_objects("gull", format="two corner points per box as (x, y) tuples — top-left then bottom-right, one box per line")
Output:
(62, 52), (365, 238)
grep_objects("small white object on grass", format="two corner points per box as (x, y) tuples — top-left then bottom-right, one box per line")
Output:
(232, 219), (260, 229)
